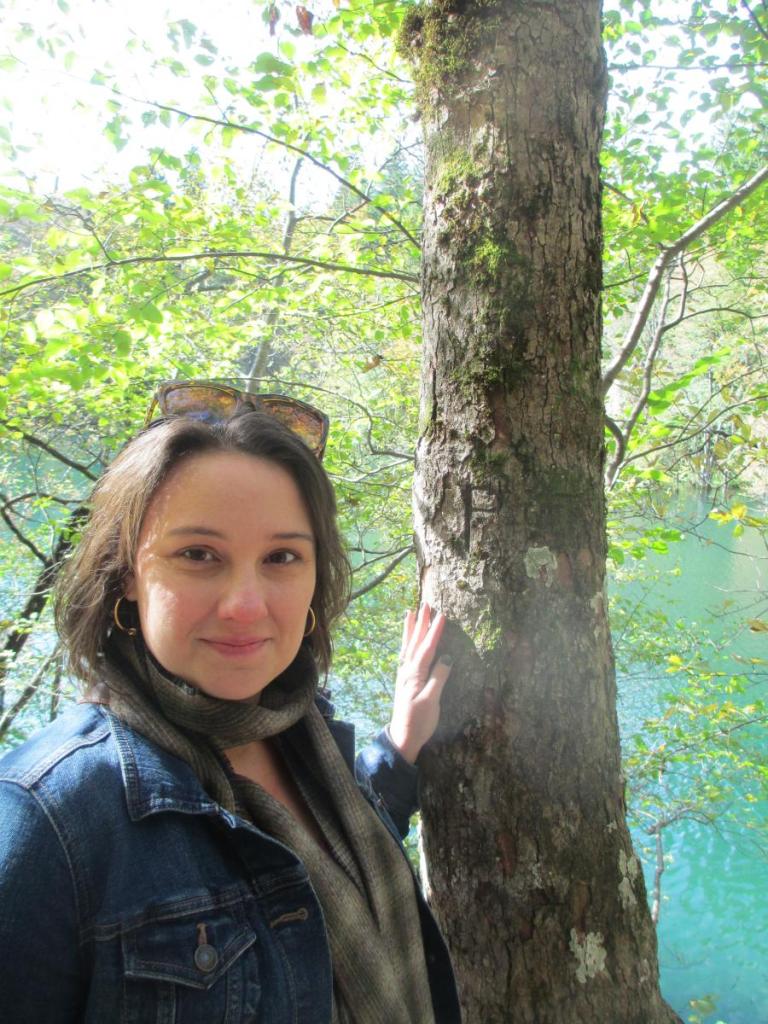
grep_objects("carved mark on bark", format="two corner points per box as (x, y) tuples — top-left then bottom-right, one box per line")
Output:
(461, 481), (473, 552)
(497, 832), (516, 876)
(571, 879), (591, 934)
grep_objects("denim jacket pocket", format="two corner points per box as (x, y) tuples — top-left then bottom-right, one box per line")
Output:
(121, 903), (261, 1024)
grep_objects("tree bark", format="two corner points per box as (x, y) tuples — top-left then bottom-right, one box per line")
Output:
(402, 2), (681, 1021)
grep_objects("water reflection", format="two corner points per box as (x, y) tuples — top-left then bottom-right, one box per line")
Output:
(613, 495), (767, 1024)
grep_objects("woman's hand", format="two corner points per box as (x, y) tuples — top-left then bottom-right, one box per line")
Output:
(388, 603), (453, 765)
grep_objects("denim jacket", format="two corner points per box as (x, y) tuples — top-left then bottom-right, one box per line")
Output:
(0, 700), (460, 1023)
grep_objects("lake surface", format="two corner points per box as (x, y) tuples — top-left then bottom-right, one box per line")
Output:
(613, 494), (767, 1024)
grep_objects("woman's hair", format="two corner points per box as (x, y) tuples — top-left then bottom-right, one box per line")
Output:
(55, 412), (350, 682)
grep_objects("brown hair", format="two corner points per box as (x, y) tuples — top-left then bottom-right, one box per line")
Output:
(55, 412), (350, 682)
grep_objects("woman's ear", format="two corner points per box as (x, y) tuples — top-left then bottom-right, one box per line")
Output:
(123, 573), (137, 601)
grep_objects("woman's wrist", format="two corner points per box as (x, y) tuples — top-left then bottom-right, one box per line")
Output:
(386, 722), (422, 765)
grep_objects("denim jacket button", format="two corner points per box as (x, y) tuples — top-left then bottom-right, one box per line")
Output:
(194, 943), (219, 973)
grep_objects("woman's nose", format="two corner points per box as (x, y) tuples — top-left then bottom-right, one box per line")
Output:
(217, 573), (269, 622)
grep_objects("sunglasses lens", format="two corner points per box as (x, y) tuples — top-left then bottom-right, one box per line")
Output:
(258, 399), (326, 455)
(160, 386), (240, 424)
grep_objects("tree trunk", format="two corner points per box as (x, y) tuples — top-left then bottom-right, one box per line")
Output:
(402, 2), (681, 1021)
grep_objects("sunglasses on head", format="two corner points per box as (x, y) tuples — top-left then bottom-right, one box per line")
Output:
(144, 381), (329, 459)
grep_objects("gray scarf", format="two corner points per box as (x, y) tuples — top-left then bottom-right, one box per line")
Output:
(99, 634), (436, 1024)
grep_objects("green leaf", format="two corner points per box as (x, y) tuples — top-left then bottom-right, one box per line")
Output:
(251, 53), (293, 76)
(113, 330), (132, 355)
(126, 303), (163, 324)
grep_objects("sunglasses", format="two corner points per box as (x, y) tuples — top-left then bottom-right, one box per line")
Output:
(144, 381), (329, 459)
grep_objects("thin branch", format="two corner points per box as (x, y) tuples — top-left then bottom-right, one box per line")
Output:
(145, 99), (420, 250)
(741, 1), (768, 41)
(333, 43), (412, 83)
(247, 155), (304, 379)
(0, 648), (60, 743)
(223, 375), (416, 461)
(605, 414), (626, 467)
(610, 61), (767, 71)
(0, 420), (99, 480)
(0, 506), (88, 702)
(602, 164), (768, 394)
(672, 305), (768, 327)
(351, 545), (414, 574)
(0, 493), (47, 564)
(619, 393), (768, 469)
(607, 257), (690, 488)
(650, 829), (664, 926)
(0, 249), (419, 299)
(603, 181), (650, 226)
(50, 200), (113, 262)
(349, 546), (415, 601)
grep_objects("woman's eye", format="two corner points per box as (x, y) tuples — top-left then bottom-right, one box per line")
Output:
(267, 550), (298, 565)
(180, 547), (216, 563)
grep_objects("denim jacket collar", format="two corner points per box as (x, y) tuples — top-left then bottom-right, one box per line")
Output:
(106, 709), (222, 822)
(104, 695), (355, 824)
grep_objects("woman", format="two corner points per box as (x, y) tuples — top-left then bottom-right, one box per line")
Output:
(0, 382), (460, 1024)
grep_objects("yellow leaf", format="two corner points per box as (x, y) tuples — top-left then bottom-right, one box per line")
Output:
(747, 619), (768, 633)
(731, 503), (747, 519)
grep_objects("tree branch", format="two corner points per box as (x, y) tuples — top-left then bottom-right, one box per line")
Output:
(0, 506), (88, 706)
(0, 249), (419, 299)
(603, 181), (650, 226)
(650, 828), (664, 926)
(349, 546), (414, 601)
(0, 420), (99, 480)
(610, 61), (767, 71)
(602, 164), (768, 394)
(619, 393), (768, 469)
(145, 100), (421, 250)
(741, 1), (768, 41)
(0, 648), (60, 743)
(247, 155), (304, 380)
(0, 492), (48, 564)
(605, 414), (626, 468)
(607, 258), (691, 488)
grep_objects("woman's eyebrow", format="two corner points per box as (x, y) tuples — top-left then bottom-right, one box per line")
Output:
(166, 526), (225, 537)
(165, 526), (314, 543)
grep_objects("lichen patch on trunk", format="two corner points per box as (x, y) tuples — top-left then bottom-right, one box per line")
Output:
(524, 545), (558, 586)
(618, 849), (641, 909)
(569, 929), (607, 984)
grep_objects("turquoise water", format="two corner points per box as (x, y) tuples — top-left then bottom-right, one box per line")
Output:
(613, 495), (767, 1024)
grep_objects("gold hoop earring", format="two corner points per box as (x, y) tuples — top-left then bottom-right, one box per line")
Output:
(304, 606), (317, 637)
(113, 596), (137, 638)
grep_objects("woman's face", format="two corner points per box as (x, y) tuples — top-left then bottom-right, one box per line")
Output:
(124, 450), (317, 700)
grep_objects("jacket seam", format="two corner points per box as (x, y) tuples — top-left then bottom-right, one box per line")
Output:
(3, 780), (87, 949)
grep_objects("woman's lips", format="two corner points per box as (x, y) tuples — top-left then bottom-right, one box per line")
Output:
(201, 637), (269, 657)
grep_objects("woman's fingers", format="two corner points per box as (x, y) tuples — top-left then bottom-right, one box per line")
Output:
(397, 604), (449, 699)
(420, 655), (453, 702)
(400, 603), (430, 666)
(400, 608), (416, 662)
(412, 609), (445, 672)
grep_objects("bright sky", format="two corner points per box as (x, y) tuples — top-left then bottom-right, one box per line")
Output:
(2, 0), (329, 191)
(0, 0), (752, 195)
